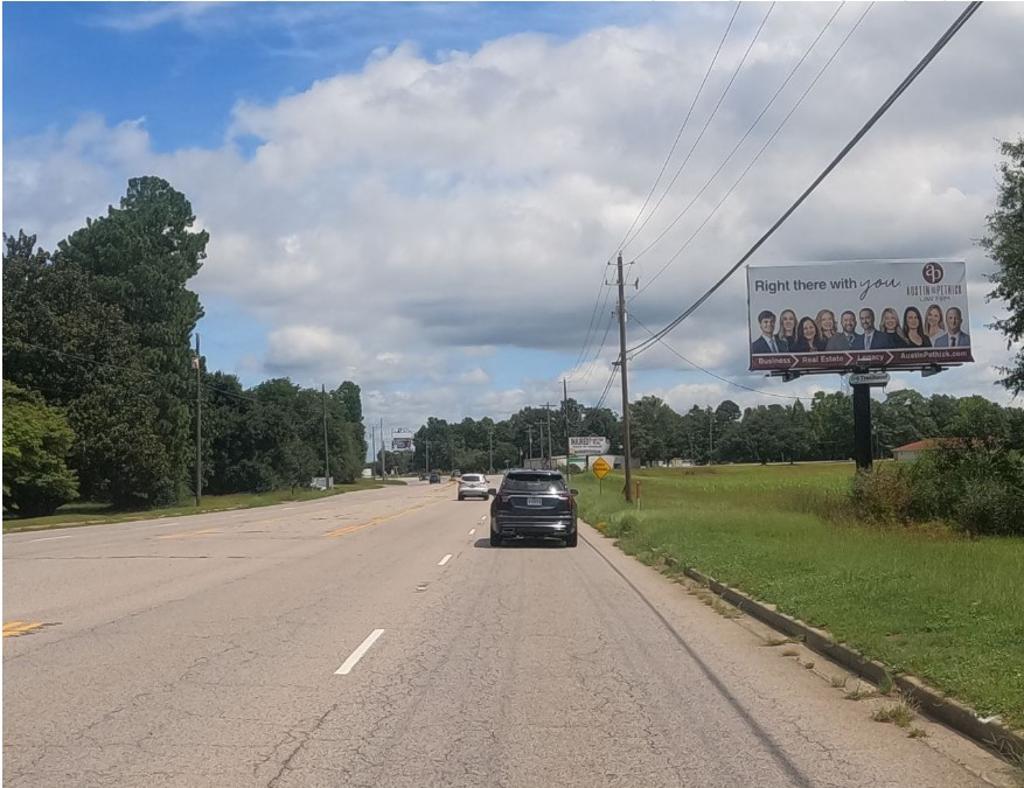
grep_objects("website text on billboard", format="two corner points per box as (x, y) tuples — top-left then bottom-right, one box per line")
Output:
(746, 261), (973, 372)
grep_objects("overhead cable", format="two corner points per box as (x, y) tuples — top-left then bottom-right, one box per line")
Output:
(630, 1), (847, 266)
(614, 2), (741, 253)
(622, 2), (776, 253)
(629, 1), (872, 303)
(628, 1), (982, 359)
(630, 315), (804, 401)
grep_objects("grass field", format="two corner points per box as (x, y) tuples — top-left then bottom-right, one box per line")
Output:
(574, 463), (1024, 731)
(2, 478), (404, 534)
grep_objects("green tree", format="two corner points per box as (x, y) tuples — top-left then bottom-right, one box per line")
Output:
(981, 138), (1024, 394)
(3, 381), (79, 516)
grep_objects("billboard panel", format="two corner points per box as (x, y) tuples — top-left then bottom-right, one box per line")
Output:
(747, 261), (973, 372)
(569, 436), (610, 456)
(391, 429), (415, 453)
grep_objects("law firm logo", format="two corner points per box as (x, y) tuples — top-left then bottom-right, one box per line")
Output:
(922, 262), (944, 284)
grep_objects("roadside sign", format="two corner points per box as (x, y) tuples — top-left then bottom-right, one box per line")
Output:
(569, 436), (610, 455)
(592, 457), (611, 479)
(849, 372), (890, 386)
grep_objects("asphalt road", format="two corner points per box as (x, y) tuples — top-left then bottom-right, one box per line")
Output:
(3, 480), (1014, 787)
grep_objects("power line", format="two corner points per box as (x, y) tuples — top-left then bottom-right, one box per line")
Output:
(594, 366), (620, 411)
(622, 2), (776, 254)
(628, 0), (982, 359)
(572, 262), (615, 369)
(630, 315), (804, 401)
(614, 2), (741, 253)
(630, 1), (847, 268)
(630, 2), (871, 302)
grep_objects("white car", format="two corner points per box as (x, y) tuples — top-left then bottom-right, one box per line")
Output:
(457, 473), (490, 501)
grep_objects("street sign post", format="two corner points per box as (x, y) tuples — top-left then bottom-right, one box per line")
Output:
(592, 456), (610, 495)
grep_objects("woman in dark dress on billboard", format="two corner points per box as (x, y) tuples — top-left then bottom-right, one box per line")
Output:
(793, 316), (823, 353)
(903, 306), (932, 347)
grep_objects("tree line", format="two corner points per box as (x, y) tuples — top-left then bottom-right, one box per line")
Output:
(3, 177), (367, 517)
(403, 389), (1022, 473)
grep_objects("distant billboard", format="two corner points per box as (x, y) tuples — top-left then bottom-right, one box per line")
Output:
(391, 429), (415, 453)
(747, 261), (974, 372)
(569, 436), (610, 456)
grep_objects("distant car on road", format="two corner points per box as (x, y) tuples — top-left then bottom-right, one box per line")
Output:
(489, 469), (578, 547)
(429, 472), (441, 484)
(457, 473), (489, 501)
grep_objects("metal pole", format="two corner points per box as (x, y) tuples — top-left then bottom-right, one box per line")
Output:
(538, 423), (545, 468)
(370, 425), (377, 479)
(380, 417), (387, 478)
(528, 426), (533, 463)
(853, 383), (873, 470)
(322, 384), (330, 487)
(488, 431), (493, 474)
(195, 333), (201, 506)
(708, 405), (714, 466)
(425, 440), (430, 473)
(617, 253), (634, 502)
(563, 379), (570, 484)
(546, 403), (553, 467)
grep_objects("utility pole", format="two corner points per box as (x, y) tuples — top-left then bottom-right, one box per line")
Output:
(538, 422), (545, 468)
(546, 403), (553, 467)
(322, 384), (330, 487)
(370, 425), (377, 479)
(563, 379), (571, 483)
(616, 252), (634, 502)
(488, 430), (494, 474)
(380, 417), (387, 478)
(528, 426), (533, 463)
(194, 333), (202, 506)
(425, 440), (430, 473)
(707, 405), (714, 467)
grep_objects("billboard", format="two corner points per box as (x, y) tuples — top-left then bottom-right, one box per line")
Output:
(569, 436), (610, 456)
(391, 429), (415, 453)
(747, 261), (973, 372)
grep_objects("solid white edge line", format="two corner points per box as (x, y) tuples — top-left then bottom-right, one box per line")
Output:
(438, 553), (453, 566)
(335, 628), (385, 675)
(28, 535), (73, 542)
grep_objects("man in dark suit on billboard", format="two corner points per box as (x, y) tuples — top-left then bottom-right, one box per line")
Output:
(934, 307), (970, 347)
(751, 310), (787, 354)
(858, 308), (892, 350)
(825, 310), (863, 350)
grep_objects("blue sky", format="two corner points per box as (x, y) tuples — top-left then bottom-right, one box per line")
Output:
(4, 3), (672, 151)
(4, 2), (1021, 432)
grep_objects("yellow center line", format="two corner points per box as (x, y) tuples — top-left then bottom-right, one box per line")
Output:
(3, 621), (45, 638)
(157, 527), (222, 540)
(324, 495), (447, 538)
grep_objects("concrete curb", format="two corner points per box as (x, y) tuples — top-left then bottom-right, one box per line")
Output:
(681, 565), (1024, 764)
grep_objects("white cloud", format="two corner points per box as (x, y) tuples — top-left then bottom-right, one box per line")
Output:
(5, 2), (1022, 434)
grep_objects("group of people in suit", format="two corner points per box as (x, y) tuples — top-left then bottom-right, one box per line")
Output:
(751, 304), (970, 355)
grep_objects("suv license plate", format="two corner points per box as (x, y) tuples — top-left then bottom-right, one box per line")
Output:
(526, 497), (542, 507)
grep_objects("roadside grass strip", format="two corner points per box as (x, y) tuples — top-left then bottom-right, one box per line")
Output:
(4, 479), (399, 534)
(575, 464), (1024, 731)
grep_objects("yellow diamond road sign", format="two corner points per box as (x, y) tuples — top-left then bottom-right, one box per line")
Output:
(592, 457), (611, 479)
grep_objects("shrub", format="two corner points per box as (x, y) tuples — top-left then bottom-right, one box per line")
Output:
(852, 444), (1024, 536)
(3, 381), (79, 516)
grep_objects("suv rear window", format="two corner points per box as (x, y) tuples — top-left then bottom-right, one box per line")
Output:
(461, 474), (483, 482)
(503, 474), (566, 492)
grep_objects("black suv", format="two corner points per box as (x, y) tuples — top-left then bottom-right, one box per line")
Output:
(489, 470), (578, 547)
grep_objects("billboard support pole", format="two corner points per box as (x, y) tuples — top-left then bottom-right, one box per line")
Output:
(852, 382), (873, 471)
